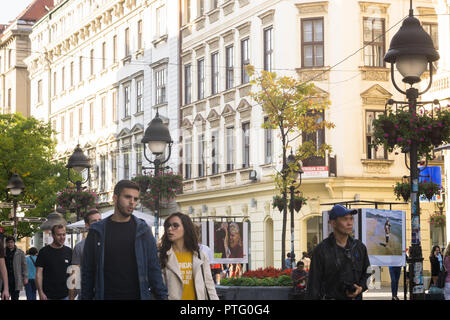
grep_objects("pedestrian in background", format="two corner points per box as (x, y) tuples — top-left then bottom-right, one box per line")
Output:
(25, 247), (38, 300)
(430, 245), (443, 287)
(68, 208), (102, 300)
(82, 180), (167, 300)
(443, 243), (450, 300)
(159, 212), (218, 300)
(301, 252), (311, 271)
(36, 224), (72, 300)
(388, 266), (401, 300)
(0, 238), (10, 300)
(292, 261), (308, 296)
(4, 236), (27, 300)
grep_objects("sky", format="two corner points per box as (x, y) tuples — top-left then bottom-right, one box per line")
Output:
(0, 0), (34, 25)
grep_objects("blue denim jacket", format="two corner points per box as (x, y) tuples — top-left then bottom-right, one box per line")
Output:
(80, 215), (168, 300)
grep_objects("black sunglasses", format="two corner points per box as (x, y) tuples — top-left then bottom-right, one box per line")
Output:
(165, 222), (181, 230)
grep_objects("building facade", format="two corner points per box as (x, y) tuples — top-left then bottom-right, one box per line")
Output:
(0, 0), (54, 116)
(176, 0), (444, 283)
(26, 0), (180, 206)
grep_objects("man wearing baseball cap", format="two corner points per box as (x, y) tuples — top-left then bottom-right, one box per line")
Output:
(306, 204), (371, 300)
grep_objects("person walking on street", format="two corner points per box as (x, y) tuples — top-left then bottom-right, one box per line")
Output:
(301, 252), (311, 271)
(443, 243), (450, 300)
(306, 204), (371, 300)
(4, 236), (28, 300)
(292, 261), (308, 296)
(25, 247), (38, 300)
(68, 208), (102, 300)
(430, 245), (443, 287)
(36, 224), (72, 300)
(0, 239), (10, 300)
(81, 180), (167, 300)
(159, 212), (218, 300)
(388, 266), (401, 300)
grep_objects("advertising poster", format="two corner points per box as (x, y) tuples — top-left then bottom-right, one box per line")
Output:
(209, 221), (248, 264)
(322, 210), (359, 240)
(194, 221), (208, 245)
(361, 209), (406, 267)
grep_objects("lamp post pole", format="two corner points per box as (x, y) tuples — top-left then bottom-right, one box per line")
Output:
(406, 87), (424, 300)
(289, 184), (295, 269)
(13, 198), (18, 240)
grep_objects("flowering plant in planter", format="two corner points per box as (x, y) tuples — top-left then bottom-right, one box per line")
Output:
(292, 195), (307, 212)
(429, 213), (446, 228)
(132, 172), (183, 211)
(372, 106), (450, 160)
(393, 181), (441, 202)
(220, 267), (293, 286)
(272, 195), (285, 212)
(56, 186), (98, 213)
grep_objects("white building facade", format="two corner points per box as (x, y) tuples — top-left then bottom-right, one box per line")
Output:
(177, 0), (444, 280)
(26, 0), (180, 205)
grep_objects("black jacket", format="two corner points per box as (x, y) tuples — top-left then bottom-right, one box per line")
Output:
(306, 233), (371, 300)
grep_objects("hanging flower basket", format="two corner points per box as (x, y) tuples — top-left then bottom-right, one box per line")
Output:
(56, 187), (98, 214)
(429, 213), (446, 228)
(132, 172), (183, 211)
(393, 182), (411, 202)
(393, 181), (441, 202)
(420, 180), (441, 201)
(372, 106), (450, 160)
(293, 195), (307, 212)
(272, 195), (285, 212)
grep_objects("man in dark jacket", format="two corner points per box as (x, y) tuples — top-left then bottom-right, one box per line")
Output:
(81, 180), (168, 300)
(306, 205), (371, 300)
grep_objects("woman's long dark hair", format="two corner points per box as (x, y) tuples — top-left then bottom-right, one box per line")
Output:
(159, 212), (199, 268)
(430, 245), (440, 258)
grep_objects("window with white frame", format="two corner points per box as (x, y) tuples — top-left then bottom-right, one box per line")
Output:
(211, 52), (219, 95)
(156, 5), (167, 37)
(135, 144), (142, 175)
(155, 68), (167, 105)
(363, 18), (385, 67)
(197, 58), (205, 100)
(226, 126), (234, 171)
(198, 133), (205, 177)
(366, 110), (387, 159)
(124, 83), (131, 117)
(211, 130), (219, 174)
(241, 38), (250, 84)
(137, 20), (143, 50)
(264, 116), (273, 164)
(136, 78), (143, 113)
(226, 45), (234, 90)
(184, 64), (192, 104)
(242, 122), (250, 168)
(301, 18), (324, 68)
(185, 136), (192, 179)
(263, 26), (273, 72)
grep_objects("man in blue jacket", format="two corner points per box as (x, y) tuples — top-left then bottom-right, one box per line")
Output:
(81, 180), (168, 300)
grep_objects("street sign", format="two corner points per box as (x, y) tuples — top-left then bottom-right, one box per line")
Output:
(19, 217), (46, 223)
(0, 221), (14, 226)
(19, 204), (36, 209)
(0, 203), (13, 208)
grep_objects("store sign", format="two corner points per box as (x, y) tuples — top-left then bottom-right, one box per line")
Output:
(302, 166), (329, 178)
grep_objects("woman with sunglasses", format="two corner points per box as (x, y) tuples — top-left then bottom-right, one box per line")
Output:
(159, 212), (218, 300)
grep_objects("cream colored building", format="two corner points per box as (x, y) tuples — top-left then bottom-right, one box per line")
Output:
(176, 0), (445, 285)
(0, 0), (54, 116)
(26, 0), (181, 207)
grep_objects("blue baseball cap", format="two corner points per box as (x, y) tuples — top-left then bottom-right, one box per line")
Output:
(328, 204), (357, 220)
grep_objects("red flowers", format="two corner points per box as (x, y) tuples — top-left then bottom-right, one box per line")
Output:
(242, 267), (292, 279)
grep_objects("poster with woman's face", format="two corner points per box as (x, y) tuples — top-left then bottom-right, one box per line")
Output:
(209, 221), (248, 264)
(361, 209), (406, 266)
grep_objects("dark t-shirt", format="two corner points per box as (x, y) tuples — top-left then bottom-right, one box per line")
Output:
(36, 245), (72, 299)
(104, 216), (140, 300)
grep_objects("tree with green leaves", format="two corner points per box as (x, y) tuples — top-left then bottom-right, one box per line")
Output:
(0, 114), (69, 240)
(247, 66), (335, 269)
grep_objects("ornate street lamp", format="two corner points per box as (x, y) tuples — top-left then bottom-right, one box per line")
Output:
(142, 111), (173, 239)
(6, 173), (25, 240)
(287, 152), (304, 269)
(66, 144), (91, 221)
(384, 0), (439, 300)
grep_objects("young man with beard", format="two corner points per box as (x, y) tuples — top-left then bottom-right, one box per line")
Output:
(36, 224), (72, 300)
(306, 205), (371, 300)
(81, 180), (168, 300)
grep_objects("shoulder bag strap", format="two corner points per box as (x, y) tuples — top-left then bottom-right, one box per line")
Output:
(198, 250), (211, 300)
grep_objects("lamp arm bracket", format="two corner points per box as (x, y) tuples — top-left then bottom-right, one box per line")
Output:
(418, 62), (433, 96)
(391, 63), (407, 95)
